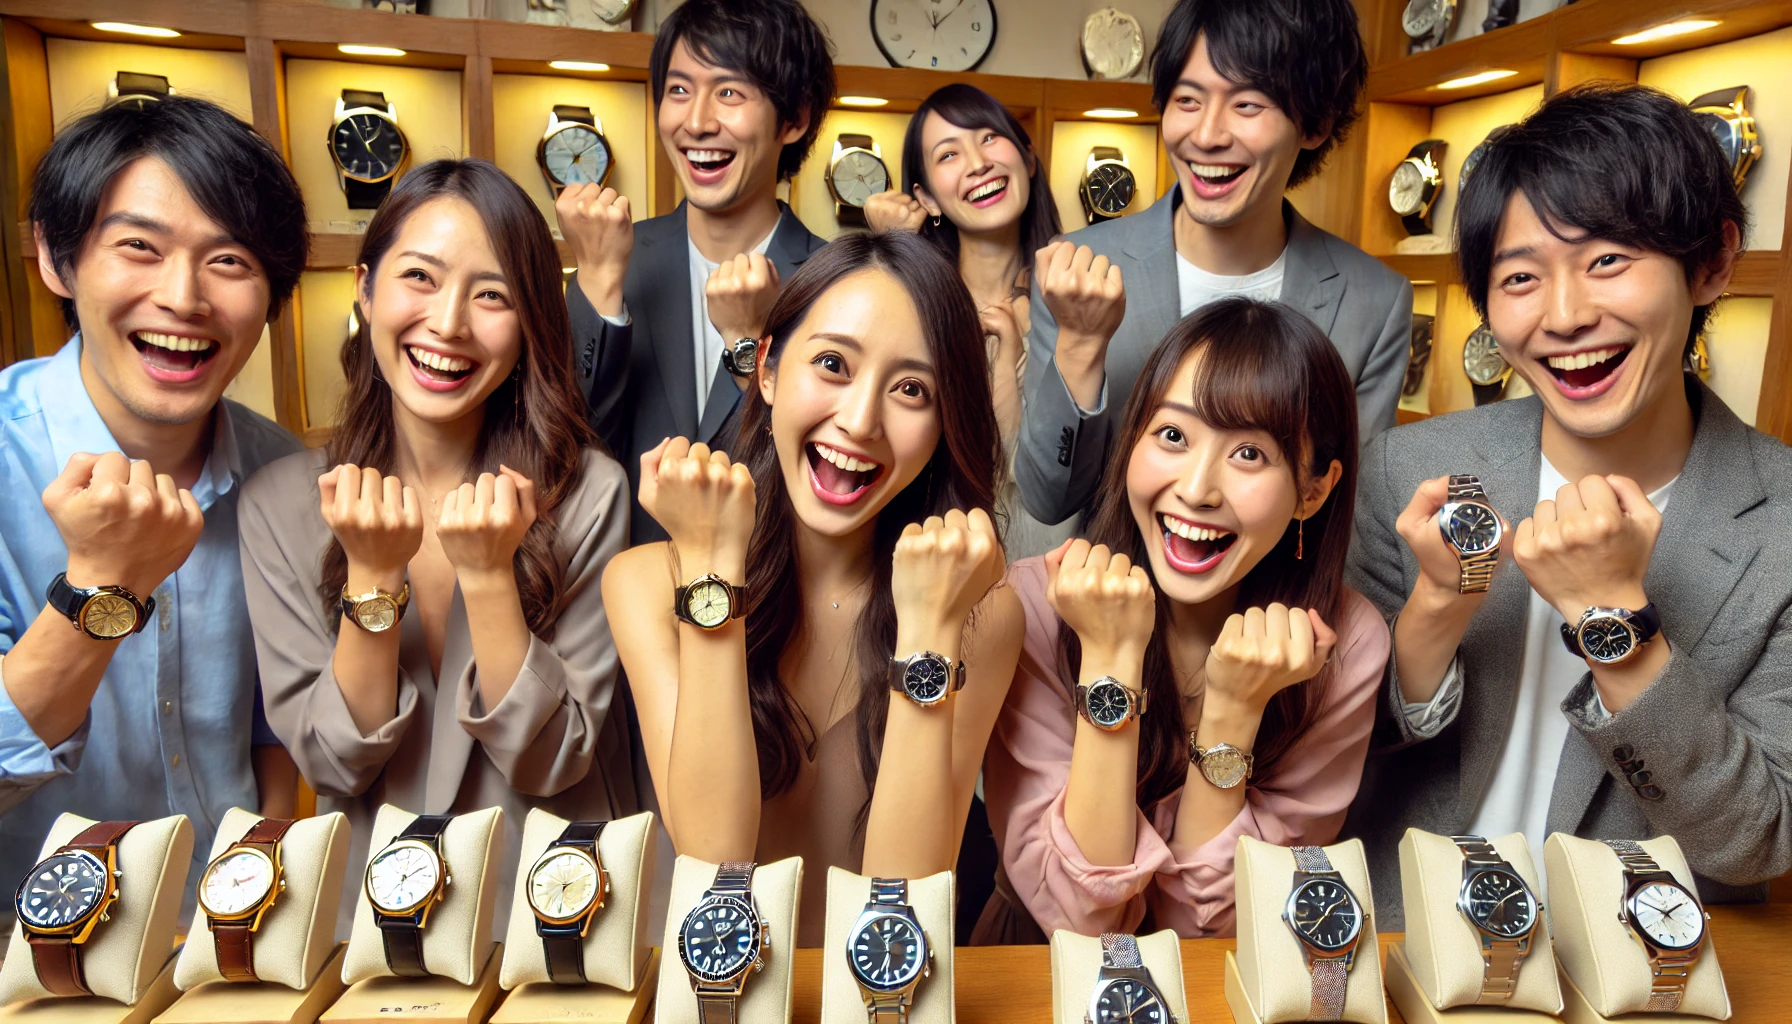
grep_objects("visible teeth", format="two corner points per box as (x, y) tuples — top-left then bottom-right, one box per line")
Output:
(966, 178), (1006, 201)
(1161, 515), (1230, 543)
(408, 346), (473, 373)
(685, 149), (733, 163)
(1191, 163), (1242, 180)
(814, 443), (879, 474)
(136, 331), (215, 353)
(1546, 346), (1623, 371)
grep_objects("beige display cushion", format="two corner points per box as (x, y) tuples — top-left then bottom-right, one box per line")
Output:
(819, 869), (954, 1024)
(498, 809), (657, 992)
(0, 951), (180, 1024)
(0, 814), (194, 1007)
(342, 806), (503, 988)
(174, 810), (350, 991)
(1234, 835), (1386, 1024)
(654, 856), (802, 1024)
(1384, 943), (1558, 1024)
(1544, 834), (1729, 1020)
(1398, 830), (1561, 1014)
(1049, 929), (1188, 1024)
(322, 945), (502, 1024)
(489, 948), (658, 1024)
(155, 945), (348, 1024)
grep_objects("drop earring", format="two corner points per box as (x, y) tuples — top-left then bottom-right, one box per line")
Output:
(1296, 518), (1305, 561)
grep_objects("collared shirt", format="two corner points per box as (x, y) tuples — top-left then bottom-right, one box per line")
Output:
(0, 337), (299, 923)
(688, 225), (776, 420)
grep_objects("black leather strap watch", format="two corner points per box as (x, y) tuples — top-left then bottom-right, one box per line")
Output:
(531, 820), (608, 985)
(110, 71), (171, 109)
(1560, 604), (1661, 665)
(46, 572), (155, 640)
(370, 813), (453, 978)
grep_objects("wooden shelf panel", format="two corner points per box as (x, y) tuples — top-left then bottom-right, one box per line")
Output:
(1555, 0), (1792, 59)
(1368, 14), (1553, 105)
(1379, 253), (1459, 285)
(1729, 250), (1785, 297)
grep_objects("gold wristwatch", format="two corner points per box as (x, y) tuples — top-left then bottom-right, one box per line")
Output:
(341, 582), (411, 633)
(1080, 147), (1136, 223)
(198, 817), (296, 983)
(1451, 835), (1539, 1005)
(1688, 86), (1762, 190)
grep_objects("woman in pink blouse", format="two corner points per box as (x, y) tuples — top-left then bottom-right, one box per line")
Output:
(975, 297), (1389, 941)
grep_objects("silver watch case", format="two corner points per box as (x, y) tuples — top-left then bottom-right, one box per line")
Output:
(676, 892), (768, 991)
(1437, 499), (1503, 557)
(1456, 863), (1540, 942)
(845, 904), (933, 996)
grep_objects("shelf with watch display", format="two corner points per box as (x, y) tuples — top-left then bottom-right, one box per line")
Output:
(656, 856), (801, 1024)
(819, 869), (953, 1024)
(1048, 930), (1186, 1024)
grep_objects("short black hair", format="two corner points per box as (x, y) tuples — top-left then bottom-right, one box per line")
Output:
(1149, 0), (1367, 188)
(29, 95), (308, 331)
(1456, 83), (1748, 353)
(649, 0), (836, 182)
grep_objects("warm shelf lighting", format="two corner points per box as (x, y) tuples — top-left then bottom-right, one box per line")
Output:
(92, 21), (181, 38)
(1436, 69), (1517, 90)
(839, 96), (889, 107)
(1612, 20), (1719, 45)
(339, 44), (407, 57)
(1083, 107), (1139, 118)
(549, 60), (611, 72)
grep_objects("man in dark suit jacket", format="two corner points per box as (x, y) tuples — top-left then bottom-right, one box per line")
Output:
(559, 0), (834, 543)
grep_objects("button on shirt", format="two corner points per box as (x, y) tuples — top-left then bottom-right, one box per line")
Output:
(688, 227), (775, 420)
(0, 337), (299, 923)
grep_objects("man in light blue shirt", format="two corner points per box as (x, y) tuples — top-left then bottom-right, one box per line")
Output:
(0, 95), (309, 921)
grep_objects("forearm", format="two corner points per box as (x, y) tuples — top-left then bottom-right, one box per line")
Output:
(863, 620), (964, 877)
(253, 745), (299, 818)
(666, 617), (760, 859)
(331, 564), (406, 735)
(1171, 697), (1262, 852)
(574, 267), (625, 319)
(990, 354), (1023, 450)
(459, 569), (532, 711)
(2, 607), (122, 748)
(1063, 646), (1144, 865)
(1393, 584), (1479, 704)
(1055, 332), (1107, 412)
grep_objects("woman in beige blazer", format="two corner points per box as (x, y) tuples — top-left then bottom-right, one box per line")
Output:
(239, 160), (634, 935)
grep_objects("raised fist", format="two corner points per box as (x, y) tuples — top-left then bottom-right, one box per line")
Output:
(1044, 539), (1156, 662)
(318, 463), (423, 588)
(436, 466), (538, 579)
(865, 189), (929, 235)
(706, 252), (781, 350)
(1203, 603), (1336, 713)
(891, 508), (1005, 640)
(1036, 241), (1125, 409)
(1513, 473), (1660, 623)
(555, 183), (633, 317)
(45, 451), (203, 599)
(1395, 475), (1508, 602)
(639, 438), (756, 578)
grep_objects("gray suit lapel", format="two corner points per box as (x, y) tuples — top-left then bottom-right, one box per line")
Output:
(1121, 194), (1183, 348)
(647, 204), (699, 437)
(1281, 203), (1345, 336)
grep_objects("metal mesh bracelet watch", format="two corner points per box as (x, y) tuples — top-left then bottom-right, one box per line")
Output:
(1100, 932), (1144, 968)
(1292, 846), (1350, 1022)
(1604, 839), (1702, 1012)
(1447, 475), (1499, 593)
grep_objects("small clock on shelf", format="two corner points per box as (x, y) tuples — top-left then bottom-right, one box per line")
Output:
(871, 0), (998, 73)
(1081, 8), (1144, 81)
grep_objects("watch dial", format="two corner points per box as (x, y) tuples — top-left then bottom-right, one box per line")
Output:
(1578, 615), (1638, 663)
(903, 655), (951, 704)
(679, 898), (760, 982)
(1388, 161), (1426, 215)
(849, 914), (925, 991)
(1087, 163), (1135, 216)
(1443, 502), (1502, 555)
(1091, 978), (1168, 1024)
(1084, 679), (1134, 729)
(1630, 881), (1704, 950)
(82, 593), (139, 639)
(1080, 9), (1143, 81)
(544, 125), (610, 187)
(872, 0), (997, 72)
(1200, 747), (1251, 789)
(1461, 325), (1510, 386)
(686, 579), (733, 629)
(1288, 877), (1362, 952)
(356, 596), (398, 633)
(1401, 0), (1446, 38)
(201, 850), (275, 917)
(831, 151), (890, 209)
(1464, 869), (1536, 938)
(530, 850), (599, 921)
(366, 843), (440, 914)
(16, 852), (107, 930)
(332, 113), (408, 182)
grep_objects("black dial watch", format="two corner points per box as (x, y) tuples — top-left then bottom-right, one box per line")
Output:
(847, 877), (933, 1023)
(15, 820), (138, 997)
(1086, 933), (1171, 1024)
(1080, 148), (1135, 223)
(1560, 604), (1661, 664)
(329, 89), (409, 210)
(528, 820), (609, 985)
(364, 813), (453, 979)
(678, 861), (768, 1024)
(1282, 846), (1365, 1022)
(108, 71), (172, 110)
(890, 651), (967, 707)
(721, 337), (759, 378)
(1077, 675), (1147, 731)
(1437, 475), (1502, 593)
(1452, 836), (1540, 1005)
(46, 572), (154, 640)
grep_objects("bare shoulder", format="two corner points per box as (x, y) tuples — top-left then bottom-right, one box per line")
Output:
(602, 541), (677, 608)
(965, 579), (1026, 661)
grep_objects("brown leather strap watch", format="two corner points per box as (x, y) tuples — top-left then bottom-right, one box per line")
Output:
(199, 817), (297, 982)
(17, 820), (138, 997)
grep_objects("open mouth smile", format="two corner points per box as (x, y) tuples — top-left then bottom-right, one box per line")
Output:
(405, 344), (478, 392)
(132, 330), (220, 383)
(963, 177), (1008, 207)
(806, 442), (885, 507)
(1159, 512), (1237, 575)
(1541, 343), (1631, 399)
(1188, 161), (1246, 199)
(682, 147), (737, 181)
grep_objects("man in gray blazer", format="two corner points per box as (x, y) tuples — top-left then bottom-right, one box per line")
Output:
(1017, 0), (1412, 526)
(1344, 84), (1791, 924)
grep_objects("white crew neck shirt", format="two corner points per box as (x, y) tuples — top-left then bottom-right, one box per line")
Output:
(1175, 247), (1287, 317)
(688, 224), (777, 420)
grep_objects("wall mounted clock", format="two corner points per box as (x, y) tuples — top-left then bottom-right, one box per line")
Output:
(871, 0), (998, 73)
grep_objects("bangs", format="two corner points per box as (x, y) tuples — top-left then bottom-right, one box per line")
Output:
(1181, 309), (1310, 466)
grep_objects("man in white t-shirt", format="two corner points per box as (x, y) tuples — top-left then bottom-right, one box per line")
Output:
(1344, 84), (1792, 925)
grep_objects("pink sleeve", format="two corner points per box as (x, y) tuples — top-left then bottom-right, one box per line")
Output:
(981, 558), (1169, 937)
(1147, 590), (1390, 937)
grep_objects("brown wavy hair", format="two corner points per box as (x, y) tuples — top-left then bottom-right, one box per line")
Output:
(1060, 297), (1359, 809)
(319, 159), (597, 637)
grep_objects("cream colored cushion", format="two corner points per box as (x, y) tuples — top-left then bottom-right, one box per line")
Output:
(654, 856), (801, 1024)
(341, 806), (503, 987)
(1234, 835), (1385, 1024)
(0, 813), (193, 1006)
(1049, 929), (1187, 1024)
(498, 809), (655, 991)
(818, 869), (953, 1024)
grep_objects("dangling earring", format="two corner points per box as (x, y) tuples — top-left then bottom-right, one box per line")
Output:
(1296, 518), (1305, 561)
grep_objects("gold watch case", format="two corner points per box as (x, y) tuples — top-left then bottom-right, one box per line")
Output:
(341, 582), (411, 633)
(18, 847), (121, 941)
(526, 843), (609, 933)
(80, 591), (143, 639)
(364, 838), (450, 921)
(197, 843), (285, 928)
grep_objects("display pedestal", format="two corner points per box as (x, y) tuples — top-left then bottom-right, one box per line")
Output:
(821, 870), (955, 1024)
(1383, 943), (1559, 1024)
(488, 948), (658, 1024)
(1049, 930), (1187, 1024)
(1222, 951), (1260, 1024)
(156, 945), (348, 1024)
(320, 945), (502, 1024)
(1394, 234), (1453, 255)
(1559, 965), (1719, 1024)
(0, 951), (180, 1024)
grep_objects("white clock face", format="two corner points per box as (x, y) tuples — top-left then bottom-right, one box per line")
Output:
(831, 151), (890, 209)
(1462, 327), (1509, 385)
(1389, 161), (1427, 214)
(201, 850), (275, 917)
(544, 125), (610, 187)
(530, 850), (599, 921)
(367, 843), (440, 914)
(872, 0), (997, 73)
(1631, 881), (1704, 950)
(1081, 8), (1143, 81)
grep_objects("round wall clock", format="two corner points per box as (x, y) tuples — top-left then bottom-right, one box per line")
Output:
(1081, 8), (1143, 81)
(871, 0), (998, 73)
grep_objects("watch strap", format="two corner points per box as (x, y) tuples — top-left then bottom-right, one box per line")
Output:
(1292, 845), (1334, 873)
(839, 133), (875, 151)
(553, 104), (596, 125)
(1402, 212), (1433, 236)
(1089, 146), (1124, 165)
(696, 993), (741, 1024)
(342, 89), (389, 110)
(1688, 87), (1746, 112)
(115, 71), (170, 99)
(1471, 379), (1507, 406)
(378, 918), (429, 978)
(869, 877), (909, 907)
(1099, 932), (1143, 969)
(240, 816), (296, 847)
(399, 813), (453, 843)
(538, 820), (607, 984)
(1308, 956), (1349, 1020)
(27, 937), (89, 997)
(66, 820), (139, 851)
(712, 861), (756, 895)
(344, 176), (391, 210)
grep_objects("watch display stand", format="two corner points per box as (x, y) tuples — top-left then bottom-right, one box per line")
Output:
(154, 946), (347, 1024)
(0, 813), (194, 1007)
(497, 809), (658, 991)
(1395, 234), (1453, 255)
(319, 945), (502, 1024)
(819, 868), (955, 1024)
(1543, 834), (1730, 1020)
(174, 809), (351, 992)
(1387, 830), (1561, 1019)
(653, 855), (802, 1024)
(1225, 835), (1386, 1024)
(0, 951), (180, 1024)
(1048, 930), (1188, 1024)
(341, 805), (504, 987)
(487, 949), (659, 1024)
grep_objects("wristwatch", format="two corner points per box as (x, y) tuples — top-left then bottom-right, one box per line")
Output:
(889, 651), (967, 707)
(1404, 313), (1434, 398)
(1560, 604), (1661, 665)
(538, 105), (614, 197)
(341, 582), (411, 633)
(108, 71), (172, 109)
(1688, 87), (1762, 190)
(15, 820), (137, 996)
(364, 813), (454, 978)
(1086, 933), (1172, 1024)
(676, 574), (747, 630)
(828, 134), (891, 227)
(846, 877), (933, 1023)
(1462, 323), (1512, 405)
(1451, 835), (1540, 1005)
(1436, 475), (1501, 593)
(677, 861), (769, 1024)
(1190, 740), (1253, 790)
(528, 820), (610, 985)
(46, 572), (155, 640)
(1481, 0), (1518, 32)
(721, 337), (759, 378)
(1077, 675), (1147, 731)
(1282, 846), (1365, 1021)
(1402, 0), (1457, 51)
(328, 89), (409, 210)
(1603, 839), (1708, 1012)
(198, 817), (295, 983)
(1389, 140), (1446, 235)
(1080, 147), (1136, 224)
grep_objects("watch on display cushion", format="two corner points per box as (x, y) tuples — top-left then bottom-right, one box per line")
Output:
(1281, 845), (1364, 1021)
(15, 820), (139, 997)
(1087, 933), (1172, 1024)
(1388, 139), (1446, 236)
(1559, 604), (1661, 664)
(1080, 147), (1135, 223)
(1603, 839), (1708, 1012)
(528, 820), (609, 985)
(365, 813), (454, 978)
(538, 105), (614, 196)
(1462, 322), (1512, 406)
(890, 651), (967, 707)
(828, 134), (890, 227)
(329, 89), (409, 210)
(1451, 835), (1539, 1005)
(1688, 87), (1763, 190)
(846, 877), (933, 1019)
(678, 861), (767, 1024)
(45, 572), (154, 640)
(199, 816), (297, 983)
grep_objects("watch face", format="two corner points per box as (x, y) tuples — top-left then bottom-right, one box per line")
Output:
(1090, 977), (1169, 1024)
(81, 592), (140, 639)
(1199, 746), (1251, 789)
(1086, 162), (1135, 216)
(684, 578), (734, 629)
(679, 896), (761, 983)
(872, 0), (997, 72)
(199, 849), (276, 918)
(355, 596), (398, 633)
(543, 124), (611, 187)
(1462, 868), (1537, 938)
(1080, 9), (1143, 80)
(902, 655), (952, 705)
(1695, 112), (1742, 171)
(1083, 679), (1134, 729)
(332, 112), (408, 183)
(365, 841), (441, 914)
(1286, 876), (1362, 953)
(15, 852), (108, 932)
(1388, 160), (1427, 215)
(1462, 325), (1510, 386)
(1402, 0), (1445, 37)
(724, 338), (758, 376)
(1442, 501), (1502, 555)
(1578, 613), (1638, 663)
(1628, 880), (1704, 950)
(528, 848), (601, 923)
(848, 913), (926, 991)
(831, 150), (890, 210)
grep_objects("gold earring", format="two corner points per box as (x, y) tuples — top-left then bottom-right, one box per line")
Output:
(1296, 518), (1304, 561)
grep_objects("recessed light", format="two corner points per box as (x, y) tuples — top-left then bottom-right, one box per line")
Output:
(1083, 108), (1139, 118)
(339, 44), (407, 57)
(839, 96), (889, 108)
(1612, 20), (1720, 46)
(92, 22), (181, 39)
(1436, 70), (1517, 90)
(549, 60), (611, 72)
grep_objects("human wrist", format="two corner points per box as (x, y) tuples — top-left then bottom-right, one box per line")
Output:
(671, 541), (746, 584)
(1078, 643), (1147, 687)
(1404, 576), (1481, 625)
(894, 620), (964, 664)
(345, 563), (408, 595)
(64, 558), (155, 598)
(456, 567), (520, 599)
(576, 264), (626, 318)
(1195, 695), (1263, 752)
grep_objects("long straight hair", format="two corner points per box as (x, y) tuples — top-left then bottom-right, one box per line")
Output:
(319, 159), (596, 637)
(734, 232), (1001, 801)
(1061, 298), (1359, 809)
